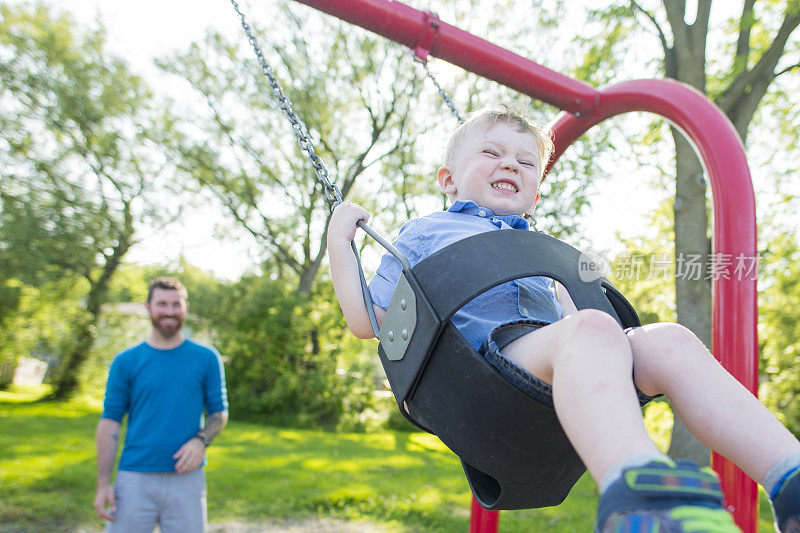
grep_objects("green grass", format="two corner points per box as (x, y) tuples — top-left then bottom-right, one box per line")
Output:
(0, 386), (778, 532)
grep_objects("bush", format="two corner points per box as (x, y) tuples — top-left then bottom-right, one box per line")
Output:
(758, 233), (800, 438)
(203, 275), (377, 429)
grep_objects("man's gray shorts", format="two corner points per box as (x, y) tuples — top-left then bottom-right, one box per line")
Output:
(107, 469), (206, 533)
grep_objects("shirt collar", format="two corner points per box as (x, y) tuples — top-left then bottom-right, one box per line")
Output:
(448, 200), (529, 230)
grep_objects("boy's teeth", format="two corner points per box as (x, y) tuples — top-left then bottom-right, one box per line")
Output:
(492, 182), (517, 192)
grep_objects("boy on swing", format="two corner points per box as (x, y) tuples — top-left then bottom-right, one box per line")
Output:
(327, 105), (800, 532)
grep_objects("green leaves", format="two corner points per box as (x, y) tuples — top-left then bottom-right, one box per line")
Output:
(758, 232), (800, 438)
(158, 5), (425, 294)
(0, 3), (175, 397)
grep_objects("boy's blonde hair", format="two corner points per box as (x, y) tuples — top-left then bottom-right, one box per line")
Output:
(444, 104), (554, 182)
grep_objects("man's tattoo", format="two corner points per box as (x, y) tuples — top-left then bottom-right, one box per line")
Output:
(200, 412), (227, 442)
(111, 433), (119, 442)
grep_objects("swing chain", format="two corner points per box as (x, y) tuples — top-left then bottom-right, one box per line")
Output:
(417, 60), (464, 124)
(229, 0), (343, 206)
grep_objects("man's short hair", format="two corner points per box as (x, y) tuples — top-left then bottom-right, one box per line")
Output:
(147, 277), (188, 302)
(444, 103), (554, 183)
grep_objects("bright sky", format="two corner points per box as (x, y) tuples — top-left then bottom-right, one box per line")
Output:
(59, 0), (257, 279)
(52, 1), (790, 279)
(59, 1), (240, 74)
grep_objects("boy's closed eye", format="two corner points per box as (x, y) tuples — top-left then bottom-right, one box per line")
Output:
(482, 147), (537, 169)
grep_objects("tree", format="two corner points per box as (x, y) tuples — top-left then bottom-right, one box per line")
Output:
(0, 278), (88, 389)
(758, 230), (800, 438)
(579, 0), (800, 464)
(608, 199), (677, 326)
(0, 3), (175, 398)
(159, 1), (605, 293)
(152, 8), (436, 418)
(158, 4), (430, 297)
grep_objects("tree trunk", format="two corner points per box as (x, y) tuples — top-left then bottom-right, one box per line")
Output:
(656, 0), (713, 465)
(297, 263), (320, 296)
(51, 224), (132, 399)
(666, 128), (713, 465)
(51, 316), (97, 399)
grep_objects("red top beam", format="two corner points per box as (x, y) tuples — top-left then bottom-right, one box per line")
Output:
(292, 0), (598, 115)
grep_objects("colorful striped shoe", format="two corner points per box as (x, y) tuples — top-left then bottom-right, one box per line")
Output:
(772, 468), (800, 533)
(595, 459), (741, 533)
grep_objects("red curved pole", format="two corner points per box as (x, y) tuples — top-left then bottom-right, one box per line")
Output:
(287, 2), (760, 532)
(549, 80), (758, 530)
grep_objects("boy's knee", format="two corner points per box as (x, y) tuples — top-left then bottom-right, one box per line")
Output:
(568, 309), (626, 343)
(629, 323), (711, 395)
(557, 309), (630, 364)
(631, 323), (708, 363)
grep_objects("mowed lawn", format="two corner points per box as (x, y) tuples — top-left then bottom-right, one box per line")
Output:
(0, 386), (777, 532)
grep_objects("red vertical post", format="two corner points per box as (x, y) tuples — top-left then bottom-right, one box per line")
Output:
(470, 497), (499, 533)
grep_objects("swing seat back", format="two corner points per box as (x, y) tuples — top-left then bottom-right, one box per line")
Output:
(377, 230), (640, 510)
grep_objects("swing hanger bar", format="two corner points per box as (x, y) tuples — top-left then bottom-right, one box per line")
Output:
(411, 11), (464, 123)
(412, 11), (439, 63)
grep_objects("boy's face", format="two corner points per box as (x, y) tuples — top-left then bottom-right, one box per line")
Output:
(437, 122), (541, 216)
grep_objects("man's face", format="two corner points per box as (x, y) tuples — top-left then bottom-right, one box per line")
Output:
(146, 288), (187, 339)
(437, 122), (541, 216)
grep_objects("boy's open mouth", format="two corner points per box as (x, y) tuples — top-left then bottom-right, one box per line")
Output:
(491, 180), (518, 193)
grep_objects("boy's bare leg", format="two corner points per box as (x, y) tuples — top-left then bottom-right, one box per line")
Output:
(627, 323), (800, 486)
(501, 309), (663, 484)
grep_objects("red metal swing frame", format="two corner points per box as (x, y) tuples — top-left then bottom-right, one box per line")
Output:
(290, 1), (759, 531)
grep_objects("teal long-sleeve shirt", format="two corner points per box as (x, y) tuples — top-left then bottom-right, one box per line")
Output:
(101, 339), (228, 472)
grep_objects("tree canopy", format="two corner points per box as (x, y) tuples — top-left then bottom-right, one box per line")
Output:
(0, 3), (176, 397)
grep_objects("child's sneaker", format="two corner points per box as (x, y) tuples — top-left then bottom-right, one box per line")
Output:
(772, 468), (800, 533)
(595, 459), (741, 532)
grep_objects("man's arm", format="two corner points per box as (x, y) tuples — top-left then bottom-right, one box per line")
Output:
(173, 410), (228, 474)
(327, 202), (386, 338)
(94, 418), (121, 521)
(198, 410), (228, 443)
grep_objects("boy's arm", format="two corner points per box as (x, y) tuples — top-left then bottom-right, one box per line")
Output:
(555, 281), (578, 317)
(327, 202), (386, 339)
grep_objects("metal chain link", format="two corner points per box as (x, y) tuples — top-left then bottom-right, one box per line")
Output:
(418, 60), (464, 124)
(229, 0), (343, 206)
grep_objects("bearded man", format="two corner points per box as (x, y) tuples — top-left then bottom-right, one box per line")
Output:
(93, 277), (228, 532)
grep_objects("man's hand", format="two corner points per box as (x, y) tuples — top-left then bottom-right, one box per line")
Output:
(173, 437), (206, 474)
(93, 484), (116, 521)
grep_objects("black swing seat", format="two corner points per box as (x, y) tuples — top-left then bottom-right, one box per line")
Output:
(376, 230), (640, 511)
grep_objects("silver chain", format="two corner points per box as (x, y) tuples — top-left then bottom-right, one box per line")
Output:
(418, 60), (464, 124)
(229, 0), (343, 206)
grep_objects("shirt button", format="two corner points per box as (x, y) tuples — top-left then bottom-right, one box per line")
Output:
(478, 210), (486, 217)
(522, 307), (529, 315)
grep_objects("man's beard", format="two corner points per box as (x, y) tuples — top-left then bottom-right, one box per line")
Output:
(151, 316), (184, 338)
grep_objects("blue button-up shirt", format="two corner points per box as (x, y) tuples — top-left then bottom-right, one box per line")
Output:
(369, 201), (563, 350)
